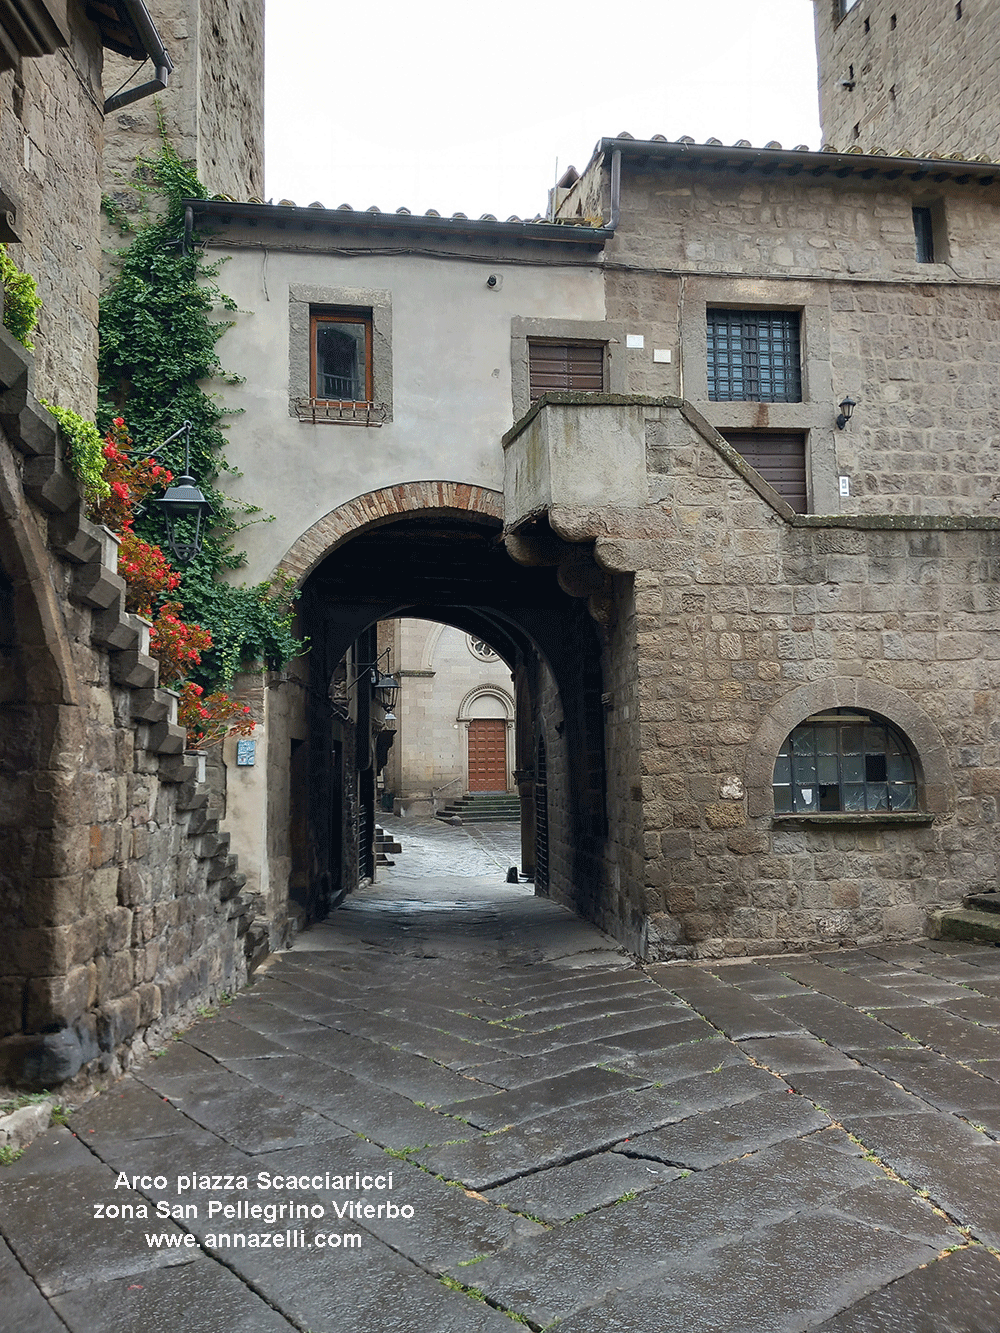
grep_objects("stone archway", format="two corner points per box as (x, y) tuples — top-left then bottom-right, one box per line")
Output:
(268, 487), (612, 937)
(278, 482), (505, 585)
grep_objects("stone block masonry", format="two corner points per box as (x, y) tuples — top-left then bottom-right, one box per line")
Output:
(0, 329), (253, 1089)
(504, 397), (999, 959)
(813, 0), (1000, 160)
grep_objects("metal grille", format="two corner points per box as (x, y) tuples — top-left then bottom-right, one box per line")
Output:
(773, 714), (917, 814)
(534, 734), (549, 891)
(707, 309), (801, 402)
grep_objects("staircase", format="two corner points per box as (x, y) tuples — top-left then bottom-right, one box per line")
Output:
(932, 890), (1000, 944)
(375, 825), (402, 866)
(436, 792), (520, 823)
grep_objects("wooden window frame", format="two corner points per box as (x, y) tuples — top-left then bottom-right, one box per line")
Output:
(310, 310), (373, 406)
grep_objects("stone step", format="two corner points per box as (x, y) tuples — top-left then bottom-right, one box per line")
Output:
(964, 892), (1000, 914)
(931, 907), (1000, 945)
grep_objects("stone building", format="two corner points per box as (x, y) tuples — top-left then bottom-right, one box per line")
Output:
(102, 0), (263, 206)
(189, 127), (999, 960)
(381, 618), (516, 815)
(0, 1), (257, 1090)
(813, 0), (1000, 158)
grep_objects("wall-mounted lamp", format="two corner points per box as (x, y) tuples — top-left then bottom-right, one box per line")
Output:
(372, 670), (400, 714)
(836, 396), (857, 430)
(147, 420), (213, 563)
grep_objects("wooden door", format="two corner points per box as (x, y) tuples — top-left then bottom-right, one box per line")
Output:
(468, 718), (507, 791)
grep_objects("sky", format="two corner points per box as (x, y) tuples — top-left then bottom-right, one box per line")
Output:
(265, 1), (822, 222)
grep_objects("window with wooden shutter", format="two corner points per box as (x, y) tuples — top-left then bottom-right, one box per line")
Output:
(528, 341), (605, 402)
(721, 431), (808, 513)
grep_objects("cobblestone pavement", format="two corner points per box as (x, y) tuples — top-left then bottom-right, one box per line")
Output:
(3, 842), (1000, 1331)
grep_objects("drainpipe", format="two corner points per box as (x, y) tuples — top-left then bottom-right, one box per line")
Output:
(103, 0), (173, 114)
(607, 148), (621, 232)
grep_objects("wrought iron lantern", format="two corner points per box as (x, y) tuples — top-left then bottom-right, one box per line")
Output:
(150, 420), (213, 563)
(835, 396), (857, 430)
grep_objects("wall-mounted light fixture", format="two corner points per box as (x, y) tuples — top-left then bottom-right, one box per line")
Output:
(835, 396), (857, 430)
(147, 420), (213, 563)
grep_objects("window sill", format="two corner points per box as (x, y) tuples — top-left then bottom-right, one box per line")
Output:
(772, 812), (934, 828)
(296, 399), (386, 426)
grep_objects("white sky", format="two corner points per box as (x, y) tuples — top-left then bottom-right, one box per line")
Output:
(265, 1), (822, 221)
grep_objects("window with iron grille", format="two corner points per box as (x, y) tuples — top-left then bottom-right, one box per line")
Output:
(707, 309), (802, 403)
(773, 711), (918, 815)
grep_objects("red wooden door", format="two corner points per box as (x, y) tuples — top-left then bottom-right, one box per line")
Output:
(468, 719), (506, 791)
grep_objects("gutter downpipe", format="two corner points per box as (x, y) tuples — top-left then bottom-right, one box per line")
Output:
(607, 148), (621, 232)
(103, 0), (173, 114)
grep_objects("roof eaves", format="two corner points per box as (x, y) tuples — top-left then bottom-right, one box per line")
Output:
(596, 135), (1000, 187)
(185, 198), (612, 248)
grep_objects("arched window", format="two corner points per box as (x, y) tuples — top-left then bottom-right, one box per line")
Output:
(773, 710), (917, 815)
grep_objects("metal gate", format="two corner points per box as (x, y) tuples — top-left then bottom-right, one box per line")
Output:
(535, 733), (549, 891)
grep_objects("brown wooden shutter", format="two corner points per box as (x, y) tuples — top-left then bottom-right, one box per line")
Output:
(529, 342), (605, 401)
(721, 432), (808, 513)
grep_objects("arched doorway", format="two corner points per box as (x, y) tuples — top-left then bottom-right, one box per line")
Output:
(276, 494), (610, 932)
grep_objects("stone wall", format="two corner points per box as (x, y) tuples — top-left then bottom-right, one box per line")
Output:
(504, 397), (999, 959)
(386, 617), (515, 806)
(0, 329), (254, 1089)
(0, 0), (104, 415)
(598, 162), (1000, 518)
(103, 0), (264, 206)
(813, 0), (1000, 158)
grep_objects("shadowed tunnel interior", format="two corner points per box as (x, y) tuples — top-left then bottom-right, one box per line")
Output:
(291, 513), (609, 928)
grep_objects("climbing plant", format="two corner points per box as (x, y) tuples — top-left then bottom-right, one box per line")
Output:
(99, 139), (303, 691)
(0, 243), (41, 349)
(41, 402), (110, 503)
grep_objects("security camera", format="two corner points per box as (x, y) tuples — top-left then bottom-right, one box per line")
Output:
(486, 273), (502, 290)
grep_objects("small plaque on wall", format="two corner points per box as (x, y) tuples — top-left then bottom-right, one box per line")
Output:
(236, 739), (256, 766)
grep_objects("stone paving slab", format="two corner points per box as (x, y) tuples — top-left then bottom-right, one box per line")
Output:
(0, 1236), (68, 1332)
(441, 1063), (647, 1129)
(457, 1131), (904, 1328)
(482, 1150), (679, 1222)
(551, 1212), (942, 1333)
(256, 1139), (546, 1271)
(812, 1244), (1000, 1332)
(50, 1255), (299, 1332)
(618, 1088), (830, 1169)
(845, 1111), (1000, 1246)
(871, 1004), (1000, 1060)
(414, 1065), (783, 1188)
(766, 992), (923, 1051)
(0, 1128), (193, 1296)
(738, 1035), (860, 1073)
(652, 967), (809, 1039)
(5, 853), (1000, 1332)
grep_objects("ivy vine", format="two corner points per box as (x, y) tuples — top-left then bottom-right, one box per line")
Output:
(0, 244), (42, 349)
(99, 140), (304, 689)
(41, 402), (110, 502)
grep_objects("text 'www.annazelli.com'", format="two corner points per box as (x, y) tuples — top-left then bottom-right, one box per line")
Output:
(145, 1230), (362, 1250)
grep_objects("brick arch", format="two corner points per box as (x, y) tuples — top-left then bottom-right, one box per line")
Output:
(745, 677), (953, 818)
(278, 482), (504, 585)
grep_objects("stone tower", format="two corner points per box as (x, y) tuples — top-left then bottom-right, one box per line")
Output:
(813, 0), (1000, 158)
(103, 0), (264, 203)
